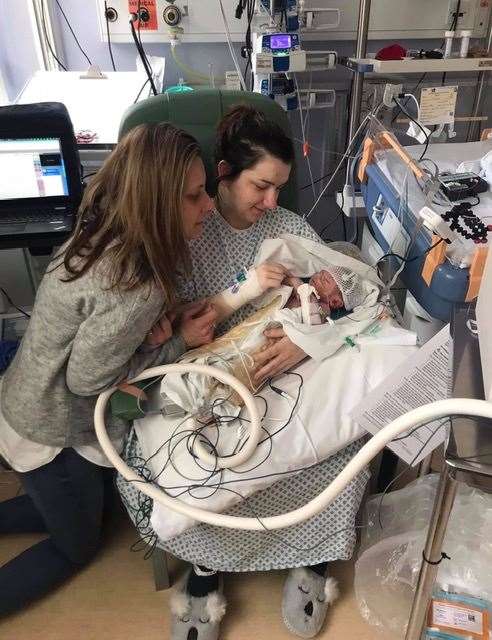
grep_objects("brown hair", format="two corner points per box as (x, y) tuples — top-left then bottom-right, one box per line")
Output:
(215, 104), (294, 184)
(59, 123), (201, 304)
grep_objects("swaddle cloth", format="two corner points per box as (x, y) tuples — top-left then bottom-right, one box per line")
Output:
(161, 236), (407, 414)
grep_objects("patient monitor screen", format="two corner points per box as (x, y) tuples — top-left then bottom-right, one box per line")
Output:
(0, 138), (68, 200)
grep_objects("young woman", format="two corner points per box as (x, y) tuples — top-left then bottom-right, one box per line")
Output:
(119, 107), (369, 640)
(0, 122), (216, 616)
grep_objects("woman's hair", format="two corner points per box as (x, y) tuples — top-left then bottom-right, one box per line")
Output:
(215, 104), (294, 182)
(59, 122), (201, 303)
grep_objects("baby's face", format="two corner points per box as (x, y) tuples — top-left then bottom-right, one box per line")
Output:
(310, 271), (344, 310)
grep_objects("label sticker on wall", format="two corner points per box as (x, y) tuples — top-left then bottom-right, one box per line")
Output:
(419, 86), (458, 126)
(128, 0), (158, 30)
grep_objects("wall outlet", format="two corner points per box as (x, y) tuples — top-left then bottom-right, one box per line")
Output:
(383, 83), (403, 108)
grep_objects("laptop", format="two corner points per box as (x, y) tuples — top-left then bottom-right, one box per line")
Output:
(0, 136), (76, 236)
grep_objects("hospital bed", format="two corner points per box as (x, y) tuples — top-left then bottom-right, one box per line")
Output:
(359, 129), (492, 324)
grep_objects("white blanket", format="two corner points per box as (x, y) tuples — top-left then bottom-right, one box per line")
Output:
(136, 329), (418, 540)
(161, 235), (388, 415)
(131, 236), (419, 540)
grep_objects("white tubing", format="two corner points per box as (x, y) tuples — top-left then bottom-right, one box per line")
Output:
(217, 0), (247, 92)
(95, 371), (492, 531)
(96, 364), (261, 469)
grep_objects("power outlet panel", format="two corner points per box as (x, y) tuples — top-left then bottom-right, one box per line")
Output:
(98, 0), (249, 43)
(98, 0), (492, 43)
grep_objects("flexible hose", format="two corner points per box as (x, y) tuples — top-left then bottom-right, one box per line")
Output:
(94, 365), (492, 531)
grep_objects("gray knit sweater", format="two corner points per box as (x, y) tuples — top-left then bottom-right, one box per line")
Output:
(1, 256), (186, 447)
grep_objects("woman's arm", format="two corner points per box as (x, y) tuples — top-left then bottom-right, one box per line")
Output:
(208, 262), (289, 323)
(66, 297), (186, 397)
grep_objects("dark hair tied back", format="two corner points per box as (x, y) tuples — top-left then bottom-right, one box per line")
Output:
(215, 104), (294, 183)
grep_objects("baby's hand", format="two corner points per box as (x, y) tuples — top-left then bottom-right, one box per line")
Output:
(255, 262), (289, 292)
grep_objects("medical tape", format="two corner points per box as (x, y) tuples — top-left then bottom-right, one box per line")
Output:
(210, 268), (263, 316)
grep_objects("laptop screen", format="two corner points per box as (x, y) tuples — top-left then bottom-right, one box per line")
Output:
(0, 137), (69, 201)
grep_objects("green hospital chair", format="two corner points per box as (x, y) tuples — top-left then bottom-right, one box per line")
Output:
(118, 88), (298, 211)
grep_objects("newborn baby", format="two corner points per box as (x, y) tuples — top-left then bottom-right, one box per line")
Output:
(285, 266), (365, 324)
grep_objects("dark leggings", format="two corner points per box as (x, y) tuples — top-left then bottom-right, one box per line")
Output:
(0, 448), (114, 617)
(186, 562), (329, 596)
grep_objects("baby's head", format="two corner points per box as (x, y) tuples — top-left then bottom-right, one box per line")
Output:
(309, 271), (343, 312)
(310, 266), (366, 314)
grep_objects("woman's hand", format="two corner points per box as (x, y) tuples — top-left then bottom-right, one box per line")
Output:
(255, 262), (290, 292)
(252, 327), (307, 384)
(178, 300), (218, 348)
(144, 313), (174, 346)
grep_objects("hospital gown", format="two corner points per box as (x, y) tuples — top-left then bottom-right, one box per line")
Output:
(117, 207), (370, 571)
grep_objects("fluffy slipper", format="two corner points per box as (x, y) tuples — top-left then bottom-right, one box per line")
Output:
(282, 567), (339, 639)
(170, 571), (226, 640)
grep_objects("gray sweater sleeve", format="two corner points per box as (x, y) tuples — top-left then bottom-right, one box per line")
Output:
(66, 296), (186, 396)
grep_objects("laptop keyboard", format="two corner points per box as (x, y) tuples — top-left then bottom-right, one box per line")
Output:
(0, 211), (71, 224)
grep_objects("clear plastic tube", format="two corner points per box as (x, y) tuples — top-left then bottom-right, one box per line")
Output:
(444, 31), (455, 58)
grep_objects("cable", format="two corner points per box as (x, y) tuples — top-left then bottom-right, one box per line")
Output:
(133, 77), (150, 104)
(0, 287), (31, 319)
(95, 357), (492, 531)
(300, 168), (337, 191)
(54, 0), (92, 67)
(294, 75), (316, 200)
(393, 97), (430, 161)
(218, 0), (247, 91)
(304, 114), (371, 220)
(242, 0), (255, 91)
(104, 1), (117, 71)
(391, 73), (426, 124)
(129, 18), (158, 96)
(41, 0), (67, 71)
(376, 239), (445, 275)
(341, 210), (347, 241)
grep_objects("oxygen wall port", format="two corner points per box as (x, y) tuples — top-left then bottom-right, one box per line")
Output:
(139, 6), (150, 22)
(163, 4), (182, 26)
(105, 6), (118, 22)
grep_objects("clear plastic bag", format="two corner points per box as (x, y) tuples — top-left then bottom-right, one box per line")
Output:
(355, 473), (492, 636)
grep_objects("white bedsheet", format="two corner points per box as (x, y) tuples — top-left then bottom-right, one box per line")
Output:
(132, 323), (418, 540)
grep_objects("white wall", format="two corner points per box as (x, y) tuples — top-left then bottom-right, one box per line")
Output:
(0, 0), (42, 102)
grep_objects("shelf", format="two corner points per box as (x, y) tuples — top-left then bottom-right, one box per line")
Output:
(345, 57), (492, 74)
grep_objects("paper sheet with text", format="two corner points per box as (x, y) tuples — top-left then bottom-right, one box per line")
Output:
(419, 86), (458, 126)
(351, 325), (452, 465)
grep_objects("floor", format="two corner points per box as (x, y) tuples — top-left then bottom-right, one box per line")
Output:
(0, 470), (394, 640)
